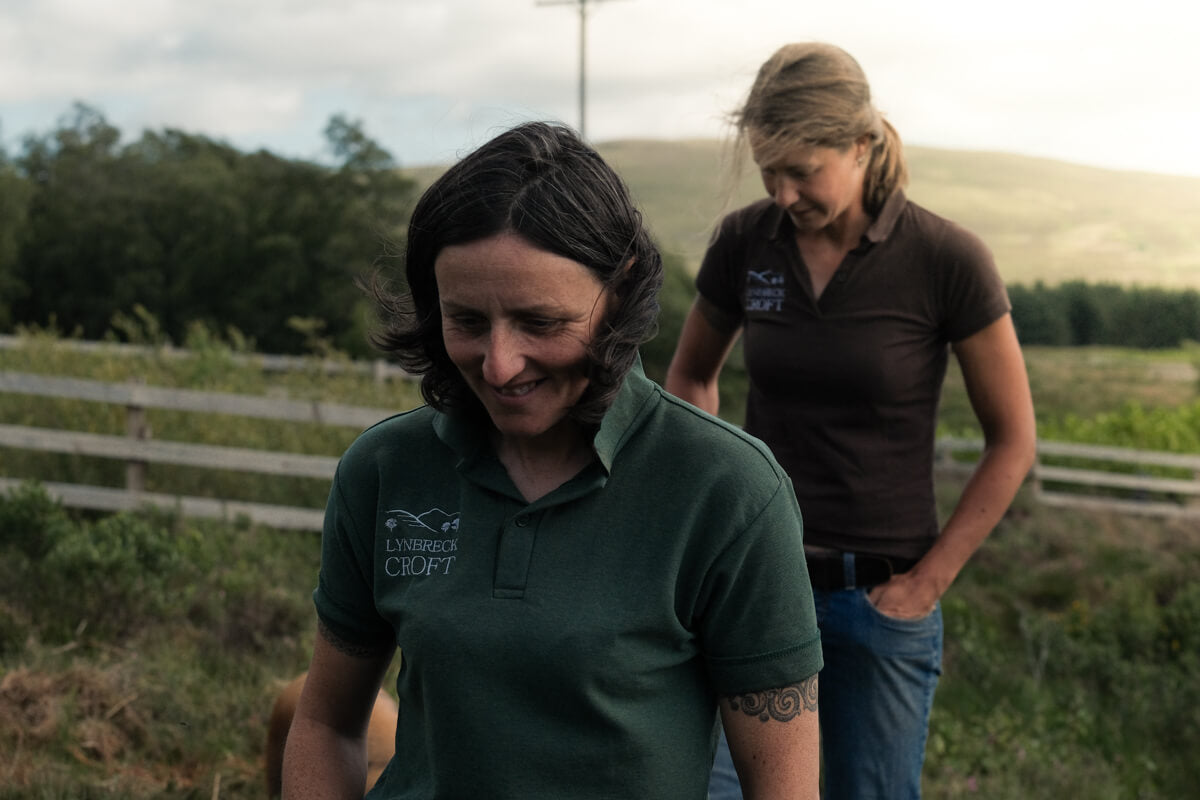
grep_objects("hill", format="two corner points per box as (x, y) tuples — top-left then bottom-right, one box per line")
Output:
(403, 140), (1200, 288)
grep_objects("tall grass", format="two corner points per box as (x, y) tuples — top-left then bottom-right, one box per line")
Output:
(0, 489), (323, 796)
(924, 480), (1200, 798)
(1, 335), (1198, 797)
(3, 477), (1196, 797)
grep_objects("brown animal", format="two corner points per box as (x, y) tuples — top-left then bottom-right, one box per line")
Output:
(265, 671), (398, 797)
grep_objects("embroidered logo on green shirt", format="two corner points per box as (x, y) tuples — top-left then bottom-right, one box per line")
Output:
(383, 507), (461, 577)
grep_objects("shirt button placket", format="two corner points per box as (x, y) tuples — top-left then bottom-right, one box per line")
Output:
(493, 511), (537, 598)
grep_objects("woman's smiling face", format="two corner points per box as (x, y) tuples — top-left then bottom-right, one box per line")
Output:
(435, 232), (610, 447)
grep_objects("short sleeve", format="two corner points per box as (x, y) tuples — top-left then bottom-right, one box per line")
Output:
(700, 477), (823, 695)
(313, 468), (394, 648)
(695, 213), (749, 324)
(937, 221), (1011, 343)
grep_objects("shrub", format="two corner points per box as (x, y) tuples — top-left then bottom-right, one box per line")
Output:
(0, 481), (72, 560)
(35, 511), (193, 639)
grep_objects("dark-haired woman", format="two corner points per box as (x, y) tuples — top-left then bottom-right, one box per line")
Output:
(666, 43), (1036, 800)
(282, 121), (823, 799)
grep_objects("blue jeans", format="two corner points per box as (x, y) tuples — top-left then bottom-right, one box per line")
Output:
(708, 725), (741, 799)
(709, 584), (943, 800)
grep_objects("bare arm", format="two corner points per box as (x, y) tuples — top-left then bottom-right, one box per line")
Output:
(870, 313), (1037, 617)
(719, 676), (821, 799)
(282, 621), (396, 799)
(664, 296), (742, 415)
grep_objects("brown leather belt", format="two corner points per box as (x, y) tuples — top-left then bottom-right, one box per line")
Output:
(804, 550), (917, 591)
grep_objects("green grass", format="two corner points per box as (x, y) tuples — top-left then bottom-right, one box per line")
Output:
(924, 481), (1200, 798)
(2, 476), (1196, 797)
(1, 337), (1199, 796)
(0, 327), (425, 506)
(938, 345), (1200, 439)
(0, 505), (323, 796)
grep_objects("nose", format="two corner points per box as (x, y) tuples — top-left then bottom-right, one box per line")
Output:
(771, 176), (800, 208)
(481, 325), (524, 387)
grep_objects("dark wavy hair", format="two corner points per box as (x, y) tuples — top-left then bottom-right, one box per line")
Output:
(367, 121), (664, 425)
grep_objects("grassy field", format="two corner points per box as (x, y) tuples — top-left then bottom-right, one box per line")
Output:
(1, 338), (1199, 797)
(3, 478), (1196, 799)
(941, 345), (1200, 434)
(406, 139), (1200, 289)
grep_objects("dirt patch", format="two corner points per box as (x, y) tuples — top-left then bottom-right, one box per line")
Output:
(0, 664), (146, 758)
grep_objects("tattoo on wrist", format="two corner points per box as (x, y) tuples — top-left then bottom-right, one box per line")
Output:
(726, 674), (819, 722)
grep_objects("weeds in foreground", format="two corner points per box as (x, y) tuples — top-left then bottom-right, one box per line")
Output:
(0, 484), (322, 796)
(2, 335), (1199, 796)
(1, 481), (1198, 797)
(924, 488), (1200, 798)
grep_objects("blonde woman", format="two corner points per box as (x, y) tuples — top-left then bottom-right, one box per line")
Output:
(667, 43), (1036, 800)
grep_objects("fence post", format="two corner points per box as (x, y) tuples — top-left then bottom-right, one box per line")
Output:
(125, 378), (150, 493)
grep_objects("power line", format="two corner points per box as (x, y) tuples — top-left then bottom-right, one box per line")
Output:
(535, 0), (625, 139)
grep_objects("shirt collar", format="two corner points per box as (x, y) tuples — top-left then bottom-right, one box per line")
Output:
(590, 355), (655, 474)
(432, 354), (656, 477)
(865, 189), (906, 243)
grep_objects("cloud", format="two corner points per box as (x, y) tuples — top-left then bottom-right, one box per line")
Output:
(2, 0), (1198, 175)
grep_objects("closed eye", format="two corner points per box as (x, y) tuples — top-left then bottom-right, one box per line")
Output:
(446, 313), (488, 334)
(519, 316), (566, 334)
(763, 166), (815, 182)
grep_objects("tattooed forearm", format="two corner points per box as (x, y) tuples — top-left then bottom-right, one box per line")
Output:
(317, 619), (394, 659)
(724, 674), (819, 722)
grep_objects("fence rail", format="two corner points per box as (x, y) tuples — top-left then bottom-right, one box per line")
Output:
(937, 436), (1200, 520)
(0, 333), (413, 382)
(0, 370), (395, 530)
(3, 370), (1199, 529)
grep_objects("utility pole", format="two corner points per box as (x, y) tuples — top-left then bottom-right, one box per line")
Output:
(535, 0), (623, 139)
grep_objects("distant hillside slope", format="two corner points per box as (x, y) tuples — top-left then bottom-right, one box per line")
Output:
(402, 140), (1200, 288)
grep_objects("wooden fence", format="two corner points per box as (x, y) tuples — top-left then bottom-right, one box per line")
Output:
(0, 333), (411, 381)
(0, 370), (396, 530)
(2, 370), (1199, 530)
(937, 436), (1200, 520)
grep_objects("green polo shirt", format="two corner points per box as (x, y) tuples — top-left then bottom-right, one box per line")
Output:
(315, 362), (821, 799)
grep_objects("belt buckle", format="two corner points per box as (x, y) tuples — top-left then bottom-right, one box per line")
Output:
(804, 548), (901, 591)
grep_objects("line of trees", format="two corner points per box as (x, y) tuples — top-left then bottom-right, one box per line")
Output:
(2, 105), (1198, 359)
(0, 104), (416, 357)
(1010, 281), (1200, 348)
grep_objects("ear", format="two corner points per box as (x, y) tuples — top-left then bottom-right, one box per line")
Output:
(854, 135), (872, 165)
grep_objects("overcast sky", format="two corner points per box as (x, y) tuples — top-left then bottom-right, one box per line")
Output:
(3, 0), (1199, 177)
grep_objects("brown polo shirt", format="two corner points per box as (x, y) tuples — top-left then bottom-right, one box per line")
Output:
(695, 191), (1010, 560)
